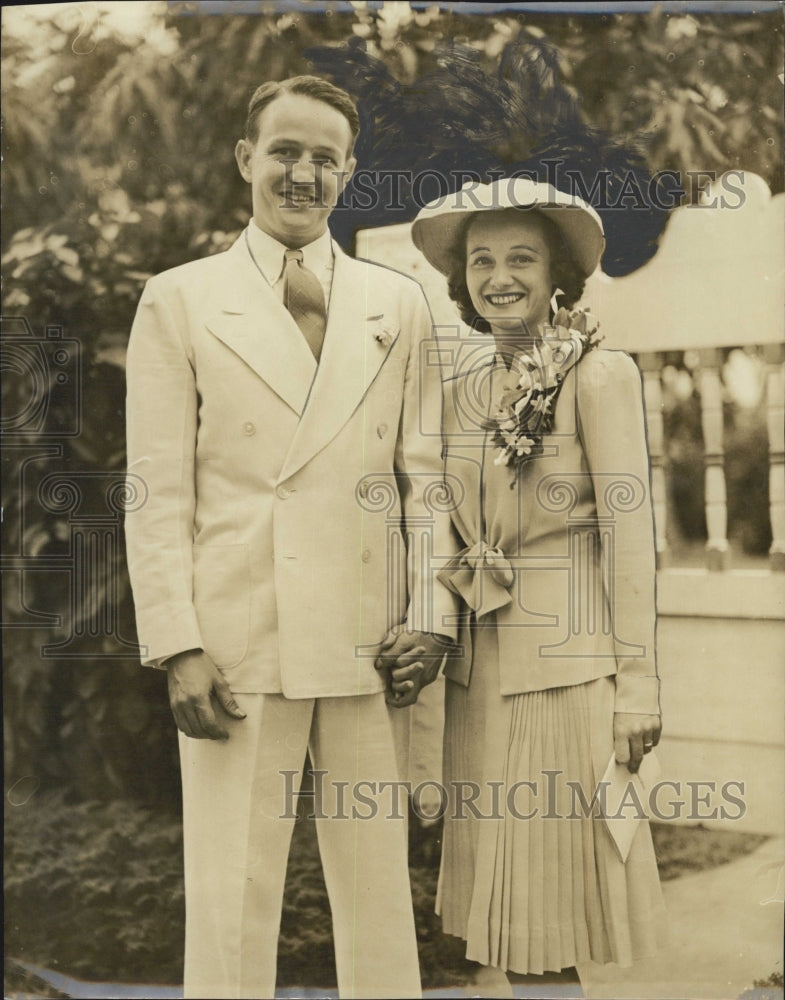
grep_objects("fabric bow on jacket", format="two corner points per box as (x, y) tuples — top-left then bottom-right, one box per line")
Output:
(438, 540), (514, 618)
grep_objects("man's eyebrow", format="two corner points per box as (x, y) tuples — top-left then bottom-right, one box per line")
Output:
(263, 137), (300, 148)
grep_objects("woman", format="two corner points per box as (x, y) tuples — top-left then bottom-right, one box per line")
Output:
(396, 179), (666, 996)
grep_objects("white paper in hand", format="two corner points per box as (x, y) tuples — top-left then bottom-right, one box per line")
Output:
(599, 751), (661, 863)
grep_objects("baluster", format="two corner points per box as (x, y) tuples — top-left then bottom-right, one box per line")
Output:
(763, 343), (785, 571)
(698, 348), (729, 570)
(638, 352), (668, 569)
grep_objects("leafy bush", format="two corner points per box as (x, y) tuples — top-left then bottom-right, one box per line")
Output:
(4, 794), (185, 984)
(3, 627), (181, 807)
(3, 790), (469, 990)
(739, 971), (785, 1000)
(725, 407), (772, 557)
(5, 792), (768, 989)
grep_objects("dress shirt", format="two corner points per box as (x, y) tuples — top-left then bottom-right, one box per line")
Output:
(246, 218), (334, 309)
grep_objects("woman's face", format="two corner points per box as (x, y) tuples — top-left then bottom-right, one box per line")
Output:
(465, 210), (554, 337)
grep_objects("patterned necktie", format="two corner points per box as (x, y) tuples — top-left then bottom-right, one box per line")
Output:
(283, 249), (326, 362)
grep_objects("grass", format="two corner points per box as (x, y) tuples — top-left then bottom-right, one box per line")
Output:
(3, 791), (770, 992)
(650, 822), (767, 881)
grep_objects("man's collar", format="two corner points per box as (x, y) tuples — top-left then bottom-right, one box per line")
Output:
(246, 219), (333, 285)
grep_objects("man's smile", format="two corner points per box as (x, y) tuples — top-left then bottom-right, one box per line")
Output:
(280, 188), (320, 207)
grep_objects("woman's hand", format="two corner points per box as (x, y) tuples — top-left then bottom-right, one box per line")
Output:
(613, 712), (661, 774)
(375, 626), (453, 707)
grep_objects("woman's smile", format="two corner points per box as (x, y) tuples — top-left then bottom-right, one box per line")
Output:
(465, 211), (554, 341)
(485, 291), (526, 306)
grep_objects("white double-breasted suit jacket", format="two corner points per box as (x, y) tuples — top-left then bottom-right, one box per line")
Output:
(125, 232), (458, 698)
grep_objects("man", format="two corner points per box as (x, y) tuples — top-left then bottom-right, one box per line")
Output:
(124, 76), (457, 999)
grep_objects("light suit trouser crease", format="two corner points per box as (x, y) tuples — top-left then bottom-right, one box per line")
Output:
(179, 690), (422, 999)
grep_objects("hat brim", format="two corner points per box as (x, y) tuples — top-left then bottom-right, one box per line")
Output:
(411, 179), (605, 280)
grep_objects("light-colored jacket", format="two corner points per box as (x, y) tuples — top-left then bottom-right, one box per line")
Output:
(125, 233), (458, 697)
(440, 346), (660, 716)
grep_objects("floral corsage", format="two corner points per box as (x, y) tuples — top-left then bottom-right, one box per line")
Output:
(490, 307), (602, 481)
(368, 314), (396, 348)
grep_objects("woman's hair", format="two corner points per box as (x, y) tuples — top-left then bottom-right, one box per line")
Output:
(446, 209), (586, 332)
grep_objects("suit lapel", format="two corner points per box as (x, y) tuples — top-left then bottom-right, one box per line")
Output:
(204, 236), (317, 416)
(444, 371), (486, 548)
(280, 245), (399, 480)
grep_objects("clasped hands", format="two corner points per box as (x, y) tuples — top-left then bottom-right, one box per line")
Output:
(375, 631), (660, 774)
(168, 641), (660, 776)
(167, 628), (452, 740)
(374, 625), (454, 708)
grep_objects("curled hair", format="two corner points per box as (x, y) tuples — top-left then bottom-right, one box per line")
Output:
(446, 209), (586, 333)
(245, 75), (360, 151)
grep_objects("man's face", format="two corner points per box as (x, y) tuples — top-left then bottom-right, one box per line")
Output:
(235, 93), (356, 248)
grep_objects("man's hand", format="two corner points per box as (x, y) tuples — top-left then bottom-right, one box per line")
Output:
(166, 649), (246, 740)
(374, 627), (453, 708)
(613, 712), (661, 773)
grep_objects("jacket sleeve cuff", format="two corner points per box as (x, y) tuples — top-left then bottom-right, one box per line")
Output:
(151, 647), (204, 671)
(614, 673), (661, 716)
(134, 603), (203, 668)
(405, 587), (460, 643)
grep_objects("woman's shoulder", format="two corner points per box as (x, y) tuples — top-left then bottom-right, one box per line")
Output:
(577, 346), (639, 377)
(571, 348), (646, 433)
(574, 347), (641, 392)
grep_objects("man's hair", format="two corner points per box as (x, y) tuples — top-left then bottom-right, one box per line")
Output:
(244, 75), (360, 151)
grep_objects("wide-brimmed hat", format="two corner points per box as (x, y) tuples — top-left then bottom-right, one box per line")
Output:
(411, 178), (605, 279)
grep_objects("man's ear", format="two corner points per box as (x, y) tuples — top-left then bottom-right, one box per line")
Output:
(235, 139), (253, 183)
(336, 155), (357, 195)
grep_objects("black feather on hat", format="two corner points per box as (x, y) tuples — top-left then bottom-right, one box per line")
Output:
(307, 36), (678, 275)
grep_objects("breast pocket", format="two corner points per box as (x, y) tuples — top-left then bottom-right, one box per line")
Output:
(192, 544), (250, 670)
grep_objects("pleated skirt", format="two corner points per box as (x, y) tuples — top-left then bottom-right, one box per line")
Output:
(437, 618), (667, 975)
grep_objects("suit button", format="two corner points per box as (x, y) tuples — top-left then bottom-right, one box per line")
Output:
(276, 485), (291, 500)
(377, 423), (388, 439)
(362, 548), (372, 563)
(243, 421), (255, 436)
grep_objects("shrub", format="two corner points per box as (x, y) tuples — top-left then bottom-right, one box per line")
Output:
(5, 792), (769, 989)
(4, 794), (185, 984)
(3, 791), (468, 989)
